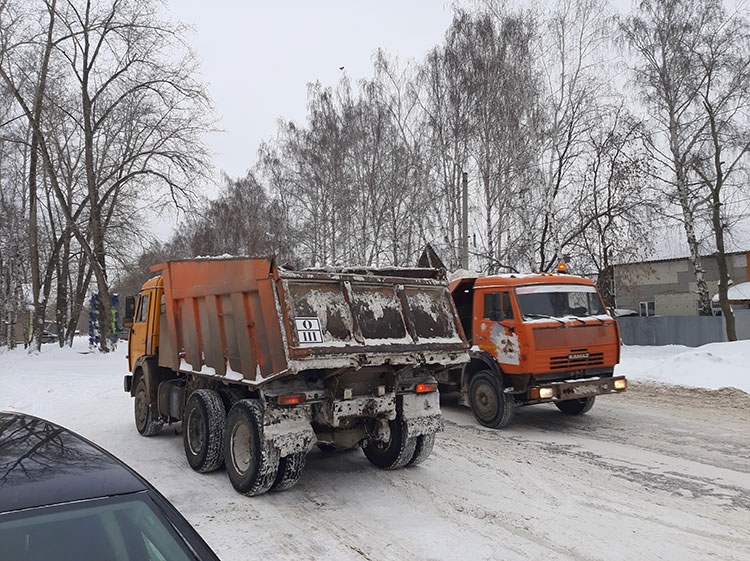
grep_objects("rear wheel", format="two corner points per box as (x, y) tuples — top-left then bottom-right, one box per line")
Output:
(407, 432), (436, 466)
(134, 377), (162, 436)
(183, 389), (225, 473)
(555, 396), (595, 415)
(468, 370), (515, 429)
(363, 416), (418, 470)
(223, 399), (280, 496)
(271, 452), (307, 491)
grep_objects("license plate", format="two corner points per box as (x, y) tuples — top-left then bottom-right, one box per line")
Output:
(568, 383), (601, 396)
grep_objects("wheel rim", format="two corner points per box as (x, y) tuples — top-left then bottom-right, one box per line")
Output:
(472, 380), (498, 422)
(186, 408), (205, 455)
(230, 421), (252, 475)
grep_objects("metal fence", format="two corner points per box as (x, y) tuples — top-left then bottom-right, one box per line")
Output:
(617, 310), (750, 347)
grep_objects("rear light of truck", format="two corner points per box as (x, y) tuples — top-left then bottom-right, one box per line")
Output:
(415, 383), (438, 394)
(278, 394), (307, 406)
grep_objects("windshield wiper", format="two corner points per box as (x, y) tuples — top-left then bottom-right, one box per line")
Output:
(523, 313), (566, 325)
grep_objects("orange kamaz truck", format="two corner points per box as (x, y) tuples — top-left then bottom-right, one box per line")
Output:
(440, 269), (627, 428)
(123, 257), (468, 495)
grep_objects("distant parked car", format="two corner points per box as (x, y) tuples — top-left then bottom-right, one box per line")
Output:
(0, 411), (220, 561)
(40, 330), (57, 344)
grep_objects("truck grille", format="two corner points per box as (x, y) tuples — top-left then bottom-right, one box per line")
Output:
(549, 351), (604, 371)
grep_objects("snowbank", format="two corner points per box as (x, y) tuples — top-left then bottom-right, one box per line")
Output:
(619, 340), (750, 393)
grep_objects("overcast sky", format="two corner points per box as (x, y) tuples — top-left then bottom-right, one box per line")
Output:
(166, 1), (456, 180)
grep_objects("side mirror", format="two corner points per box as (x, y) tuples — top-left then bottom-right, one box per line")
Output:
(124, 296), (135, 328)
(487, 309), (505, 322)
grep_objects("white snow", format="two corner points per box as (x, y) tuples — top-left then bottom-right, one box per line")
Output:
(1, 338), (749, 560)
(711, 281), (750, 303)
(617, 340), (750, 392)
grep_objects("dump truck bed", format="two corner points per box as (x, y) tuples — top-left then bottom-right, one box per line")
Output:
(153, 257), (468, 384)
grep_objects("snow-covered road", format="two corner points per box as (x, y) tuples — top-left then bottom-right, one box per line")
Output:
(1, 340), (749, 560)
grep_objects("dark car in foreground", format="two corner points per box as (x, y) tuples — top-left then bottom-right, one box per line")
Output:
(0, 411), (220, 561)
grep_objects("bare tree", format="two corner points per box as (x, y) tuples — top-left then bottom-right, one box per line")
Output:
(453, 8), (539, 273)
(0, 0), (58, 350)
(0, 133), (29, 348)
(0, 0), (213, 351)
(260, 68), (435, 269)
(572, 105), (657, 305)
(621, 0), (728, 317)
(416, 18), (474, 270)
(260, 83), (348, 267)
(170, 173), (293, 261)
(689, 11), (750, 338)
(530, 0), (617, 272)
(369, 51), (434, 267)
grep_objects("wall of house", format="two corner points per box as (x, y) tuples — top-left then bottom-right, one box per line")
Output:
(614, 252), (750, 316)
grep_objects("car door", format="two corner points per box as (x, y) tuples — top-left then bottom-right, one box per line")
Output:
(128, 292), (151, 372)
(475, 290), (521, 367)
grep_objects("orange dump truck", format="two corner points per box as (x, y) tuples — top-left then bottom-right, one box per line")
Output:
(440, 270), (627, 428)
(123, 257), (468, 495)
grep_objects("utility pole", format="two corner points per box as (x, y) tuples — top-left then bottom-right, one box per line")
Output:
(461, 171), (469, 269)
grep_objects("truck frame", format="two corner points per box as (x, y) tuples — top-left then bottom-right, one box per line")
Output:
(440, 270), (627, 428)
(124, 257), (468, 495)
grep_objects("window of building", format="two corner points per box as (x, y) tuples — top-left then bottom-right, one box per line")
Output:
(639, 301), (655, 317)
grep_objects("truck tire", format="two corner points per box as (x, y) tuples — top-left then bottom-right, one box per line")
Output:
(555, 396), (595, 415)
(223, 399), (280, 496)
(363, 417), (418, 470)
(407, 432), (436, 466)
(468, 370), (515, 429)
(134, 377), (163, 436)
(183, 390), (225, 473)
(271, 452), (307, 491)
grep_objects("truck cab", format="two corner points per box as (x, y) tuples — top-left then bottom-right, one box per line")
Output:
(444, 272), (627, 428)
(125, 276), (162, 374)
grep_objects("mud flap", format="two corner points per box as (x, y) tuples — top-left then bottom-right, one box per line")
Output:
(264, 406), (316, 457)
(401, 392), (444, 437)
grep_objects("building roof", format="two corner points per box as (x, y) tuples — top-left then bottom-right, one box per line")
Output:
(711, 282), (750, 304)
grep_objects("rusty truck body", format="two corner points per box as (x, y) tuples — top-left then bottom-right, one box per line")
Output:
(124, 257), (468, 495)
(441, 270), (627, 428)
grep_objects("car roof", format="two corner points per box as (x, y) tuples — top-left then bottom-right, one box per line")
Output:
(0, 411), (147, 512)
(450, 273), (595, 292)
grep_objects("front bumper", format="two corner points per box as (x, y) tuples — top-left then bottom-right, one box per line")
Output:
(526, 375), (627, 403)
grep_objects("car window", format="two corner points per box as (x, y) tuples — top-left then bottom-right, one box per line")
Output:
(483, 291), (513, 321)
(515, 284), (605, 319)
(0, 494), (197, 561)
(135, 294), (150, 324)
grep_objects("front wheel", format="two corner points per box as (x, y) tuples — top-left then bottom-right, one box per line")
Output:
(134, 377), (162, 436)
(363, 417), (418, 470)
(555, 397), (595, 415)
(468, 370), (515, 429)
(223, 399), (280, 496)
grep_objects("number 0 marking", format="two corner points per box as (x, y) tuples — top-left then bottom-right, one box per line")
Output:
(294, 317), (323, 344)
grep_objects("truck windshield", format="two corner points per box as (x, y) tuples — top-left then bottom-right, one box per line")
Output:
(515, 284), (606, 320)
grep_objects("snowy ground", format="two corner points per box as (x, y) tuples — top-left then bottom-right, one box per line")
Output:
(1, 339), (749, 560)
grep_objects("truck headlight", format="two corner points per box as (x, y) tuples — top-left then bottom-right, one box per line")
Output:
(539, 387), (554, 399)
(614, 379), (627, 390)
